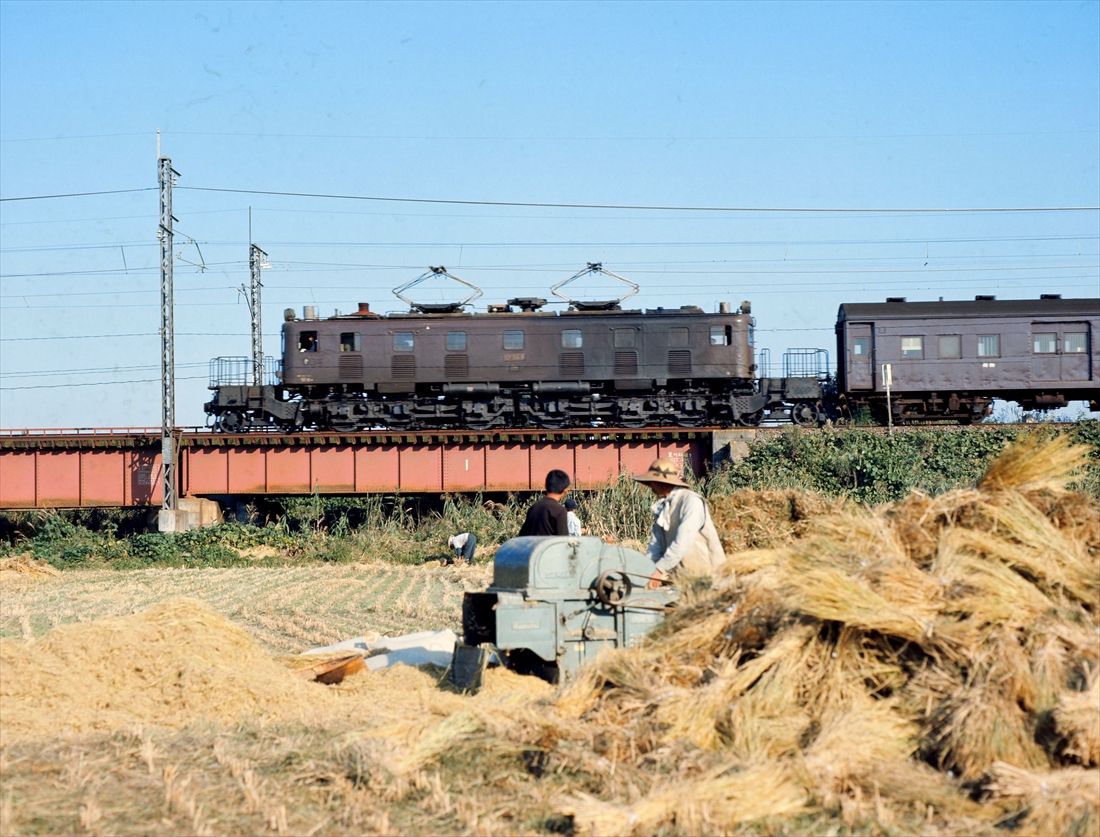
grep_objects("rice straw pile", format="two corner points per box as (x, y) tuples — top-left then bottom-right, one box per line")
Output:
(0, 598), (345, 741)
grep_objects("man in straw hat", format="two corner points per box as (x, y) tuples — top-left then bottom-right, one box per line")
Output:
(634, 457), (726, 588)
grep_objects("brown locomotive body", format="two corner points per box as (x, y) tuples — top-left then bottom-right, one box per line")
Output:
(207, 301), (778, 431)
(837, 296), (1100, 422)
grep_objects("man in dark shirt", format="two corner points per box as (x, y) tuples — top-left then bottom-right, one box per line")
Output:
(518, 469), (571, 536)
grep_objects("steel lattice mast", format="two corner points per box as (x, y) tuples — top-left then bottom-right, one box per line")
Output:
(158, 156), (178, 513)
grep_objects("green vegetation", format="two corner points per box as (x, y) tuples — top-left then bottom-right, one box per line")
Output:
(3, 423), (1097, 570)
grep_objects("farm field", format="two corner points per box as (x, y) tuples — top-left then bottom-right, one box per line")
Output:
(1, 434), (1098, 836)
(0, 561), (488, 650)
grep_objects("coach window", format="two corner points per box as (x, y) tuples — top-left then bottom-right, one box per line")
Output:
(1033, 333), (1057, 354)
(669, 327), (689, 347)
(446, 331), (467, 351)
(852, 337), (869, 356)
(340, 332), (361, 352)
(977, 335), (1000, 358)
(613, 329), (636, 348)
(393, 332), (415, 352)
(709, 326), (729, 346)
(938, 335), (961, 359)
(298, 331), (318, 352)
(562, 329), (583, 349)
(900, 336), (924, 359)
(1064, 333), (1087, 353)
(503, 330), (524, 350)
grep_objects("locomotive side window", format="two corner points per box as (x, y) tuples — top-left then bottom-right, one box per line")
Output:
(1064, 333), (1087, 353)
(977, 335), (1000, 357)
(503, 330), (524, 350)
(613, 329), (636, 348)
(852, 337), (869, 356)
(1033, 333), (1057, 354)
(900, 336), (924, 359)
(669, 327), (689, 347)
(446, 331), (467, 351)
(340, 332), (361, 352)
(299, 331), (318, 352)
(709, 326), (728, 346)
(562, 329), (583, 349)
(393, 332), (415, 352)
(938, 335), (961, 359)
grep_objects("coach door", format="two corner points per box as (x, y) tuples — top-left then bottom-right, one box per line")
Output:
(1060, 323), (1090, 381)
(846, 323), (874, 389)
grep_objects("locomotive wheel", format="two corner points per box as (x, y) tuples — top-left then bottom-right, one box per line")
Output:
(218, 411), (245, 432)
(737, 410), (764, 427)
(790, 403), (818, 425)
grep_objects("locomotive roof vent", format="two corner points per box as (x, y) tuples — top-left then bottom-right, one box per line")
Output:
(975, 295), (996, 301)
(1040, 293), (1062, 300)
(886, 297), (907, 303)
(508, 297), (548, 312)
(551, 262), (639, 311)
(393, 266), (483, 314)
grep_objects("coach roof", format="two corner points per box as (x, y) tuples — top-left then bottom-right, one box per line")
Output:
(837, 297), (1100, 322)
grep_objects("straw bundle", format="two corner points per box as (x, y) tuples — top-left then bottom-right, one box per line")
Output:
(979, 432), (1091, 493)
(986, 762), (1100, 836)
(1053, 669), (1100, 767)
(561, 763), (807, 836)
(0, 554), (60, 579)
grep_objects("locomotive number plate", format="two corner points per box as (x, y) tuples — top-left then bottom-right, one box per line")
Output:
(503, 352), (526, 361)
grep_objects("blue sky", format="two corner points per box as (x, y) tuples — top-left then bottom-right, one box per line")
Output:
(1, 0), (1098, 427)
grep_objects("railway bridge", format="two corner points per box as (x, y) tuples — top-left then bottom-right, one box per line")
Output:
(0, 426), (752, 512)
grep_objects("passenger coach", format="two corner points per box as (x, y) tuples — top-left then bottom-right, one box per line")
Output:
(836, 295), (1100, 422)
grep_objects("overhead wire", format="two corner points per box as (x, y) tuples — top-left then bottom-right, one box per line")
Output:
(176, 185), (1100, 213)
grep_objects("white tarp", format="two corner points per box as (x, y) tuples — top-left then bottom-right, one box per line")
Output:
(303, 629), (458, 671)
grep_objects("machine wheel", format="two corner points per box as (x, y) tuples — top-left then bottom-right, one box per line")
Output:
(594, 570), (633, 606)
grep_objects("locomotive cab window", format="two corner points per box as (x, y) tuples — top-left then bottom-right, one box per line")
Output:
(561, 329), (583, 349)
(340, 332), (361, 352)
(446, 331), (467, 351)
(710, 326), (731, 346)
(502, 330), (524, 350)
(1032, 333), (1057, 354)
(298, 331), (318, 352)
(1064, 333), (1087, 353)
(977, 335), (1000, 358)
(393, 332), (415, 352)
(613, 328), (636, 348)
(900, 336), (924, 359)
(938, 335), (961, 359)
(852, 337), (869, 356)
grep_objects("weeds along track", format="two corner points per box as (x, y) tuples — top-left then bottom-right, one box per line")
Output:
(0, 561), (486, 651)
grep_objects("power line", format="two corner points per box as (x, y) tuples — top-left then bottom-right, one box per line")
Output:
(1, 375), (206, 391)
(178, 185), (1100, 214)
(0, 187), (157, 203)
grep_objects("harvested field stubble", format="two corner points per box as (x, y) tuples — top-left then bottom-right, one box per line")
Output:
(1, 435), (1098, 835)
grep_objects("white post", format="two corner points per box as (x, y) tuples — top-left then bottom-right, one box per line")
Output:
(882, 362), (893, 434)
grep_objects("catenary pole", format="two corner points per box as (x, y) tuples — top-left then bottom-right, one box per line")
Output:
(158, 156), (179, 513)
(249, 243), (267, 385)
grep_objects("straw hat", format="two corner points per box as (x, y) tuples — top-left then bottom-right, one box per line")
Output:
(634, 457), (690, 488)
